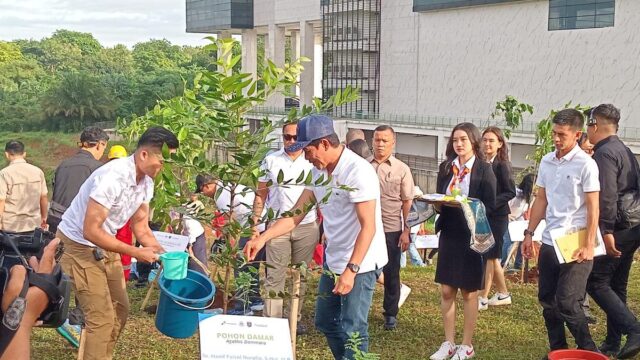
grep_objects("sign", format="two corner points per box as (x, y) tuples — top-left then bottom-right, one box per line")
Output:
(153, 231), (190, 253)
(199, 314), (293, 360)
(507, 220), (545, 242)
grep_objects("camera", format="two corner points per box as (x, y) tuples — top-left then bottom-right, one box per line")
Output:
(0, 229), (70, 328)
(0, 228), (57, 259)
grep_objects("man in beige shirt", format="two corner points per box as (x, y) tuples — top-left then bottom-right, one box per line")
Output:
(0, 140), (48, 235)
(369, 125), (414, 330)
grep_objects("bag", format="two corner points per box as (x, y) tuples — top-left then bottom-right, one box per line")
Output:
(617, 148), (640, 229)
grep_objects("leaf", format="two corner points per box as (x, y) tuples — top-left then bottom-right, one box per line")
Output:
(277, 169), (284, 184)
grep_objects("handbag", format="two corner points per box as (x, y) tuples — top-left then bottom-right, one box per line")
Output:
(616, 148), (640, 230)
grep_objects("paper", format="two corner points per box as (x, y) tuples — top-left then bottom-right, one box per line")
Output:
(414, 234), (439, 249)
(199, 314), (293, 360)
(153, 231), (190, 253)
(549, 227), (605, 264)
(508, 220), (545, 242)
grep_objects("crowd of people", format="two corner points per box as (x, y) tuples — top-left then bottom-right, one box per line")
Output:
(0, 103), (639, 360)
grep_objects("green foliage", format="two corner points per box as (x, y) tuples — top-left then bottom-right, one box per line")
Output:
(345, 332), (380, 360)
(41, 71), (118, 131)
(0, 41), (22, 64)
(491, 95), (534, 138)
(0, 29), (215, 132)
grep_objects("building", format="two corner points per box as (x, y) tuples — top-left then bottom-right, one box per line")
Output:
(186, 0), (640, 190)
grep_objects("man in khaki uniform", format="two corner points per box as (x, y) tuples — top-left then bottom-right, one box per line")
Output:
(0, 140), (48, 237)
(369, 125), (415, 330)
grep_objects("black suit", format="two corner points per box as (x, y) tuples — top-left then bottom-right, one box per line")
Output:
(485, 160), (516, 259)
(434, 158), (496, 291)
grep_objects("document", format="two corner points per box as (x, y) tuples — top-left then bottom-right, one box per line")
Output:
(549, 227), (605, 264)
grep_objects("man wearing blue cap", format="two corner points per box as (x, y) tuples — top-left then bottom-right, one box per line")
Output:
(244, 114), (388, 360)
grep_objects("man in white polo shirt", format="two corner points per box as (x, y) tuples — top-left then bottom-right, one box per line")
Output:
(253, 122), (319, 329)
(522, 109), (600, 357)
(244, 114), (387, 360)
(57, 127), (179, 360)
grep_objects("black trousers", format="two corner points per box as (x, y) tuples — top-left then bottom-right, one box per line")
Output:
(587, 225), (640, 346)
(383, 231), (402, 317)
(538, 244), (597, 351)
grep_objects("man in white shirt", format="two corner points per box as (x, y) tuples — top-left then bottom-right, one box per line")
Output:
(244, 114), (388, 360)
(253, 122), (319, 328)
(196, 174), (266, 315)
(57, 126), (179, 360)
(522, 109), (600, 356)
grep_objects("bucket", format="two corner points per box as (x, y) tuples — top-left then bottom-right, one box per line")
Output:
(548, 349), (609, 360)
(159, 252), (189, 280)
(156, 269), (216, 338)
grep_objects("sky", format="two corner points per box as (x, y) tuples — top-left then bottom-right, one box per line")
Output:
(0, 0), (213, 47)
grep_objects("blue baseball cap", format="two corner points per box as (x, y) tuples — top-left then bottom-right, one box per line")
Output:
(285, 114), (336, 152)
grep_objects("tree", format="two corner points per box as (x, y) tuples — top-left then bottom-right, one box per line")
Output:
(132, 39), (189, 72)
(41, 71), (118, 131)
(118, 38), (358, 317)
(491, 95), (534, 139)
(0, 41), (22, 64)
(50, 29), (102, 56)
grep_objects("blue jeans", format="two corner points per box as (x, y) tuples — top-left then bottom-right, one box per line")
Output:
(234, 237), (265, 309)
(501, 230), (522, 269)
(315, 267), (380, 360)
(401, 235), (426, 267)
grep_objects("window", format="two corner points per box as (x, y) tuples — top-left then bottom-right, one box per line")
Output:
(549, 0), (614, 31)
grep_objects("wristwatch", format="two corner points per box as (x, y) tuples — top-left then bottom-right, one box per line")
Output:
(346, 263), (360, 274)
(523, 229), (535, 237)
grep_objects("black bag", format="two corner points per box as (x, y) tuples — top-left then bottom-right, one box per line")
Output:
(617, 148), (640, 229)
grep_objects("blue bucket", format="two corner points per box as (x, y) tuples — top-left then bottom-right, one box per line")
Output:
(156, 269), (216, 338)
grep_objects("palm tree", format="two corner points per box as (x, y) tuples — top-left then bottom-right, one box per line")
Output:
(41, 71), (118, 130)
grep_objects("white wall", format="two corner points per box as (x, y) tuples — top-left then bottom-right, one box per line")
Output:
(254, 0), (321, 27)
(395, 133), (438, 158)
(380, 0), (640, 128)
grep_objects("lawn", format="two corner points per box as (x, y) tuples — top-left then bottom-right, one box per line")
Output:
(31, 261), (640, 360)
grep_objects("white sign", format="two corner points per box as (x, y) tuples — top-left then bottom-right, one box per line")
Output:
(199, 314), (293, 360)
(153, 231), (190, 253)
(507, 220), (546, 242)
(414, 234), (439, 249)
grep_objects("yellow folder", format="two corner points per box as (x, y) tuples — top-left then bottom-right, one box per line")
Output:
(553, 229), (587, 263)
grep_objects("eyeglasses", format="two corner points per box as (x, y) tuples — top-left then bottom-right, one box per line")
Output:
(283, 134), (297, 141)
(587, 116), (597, 127)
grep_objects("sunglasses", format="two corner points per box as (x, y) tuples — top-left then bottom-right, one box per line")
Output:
(283, 134), (297, 141)
(587, 109), (597, 127)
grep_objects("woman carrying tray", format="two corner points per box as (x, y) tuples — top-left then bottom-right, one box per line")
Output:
(429, 122), (496, 360)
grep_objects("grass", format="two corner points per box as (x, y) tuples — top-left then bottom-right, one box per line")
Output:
(31, 260), (640, 360)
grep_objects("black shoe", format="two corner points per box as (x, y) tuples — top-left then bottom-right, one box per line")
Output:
(598, 341), (620, 356)
(586, 314), (597, 325)
(296, 323), (308, 336)
(384, 316), (397, 330)
(618, 333), (640, 359)
(135, 278), (148, 288)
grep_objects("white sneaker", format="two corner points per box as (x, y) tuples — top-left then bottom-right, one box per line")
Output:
(430, 341), (456, 360)
(398, 284), (412, 308)
(488, 293), (512, 306)
(478, 297), (488, 311)
(451, 344), (475, 359)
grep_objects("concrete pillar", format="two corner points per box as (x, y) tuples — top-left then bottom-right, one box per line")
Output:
(217, 31), (232, 75)
(299, 21), (315, 107)
(289, 30), (300, 97)
(265, 24), (285, 108)
(241, 29), (258, 85)
(437, 134), (447, 161)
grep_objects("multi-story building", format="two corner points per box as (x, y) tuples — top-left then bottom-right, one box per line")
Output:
(186, 0), (640, 190)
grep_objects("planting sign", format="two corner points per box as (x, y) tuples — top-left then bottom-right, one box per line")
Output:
(199, 314), (293, 360)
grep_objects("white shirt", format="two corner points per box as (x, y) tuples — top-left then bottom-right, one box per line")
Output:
(214, 182), (265, 232)
(59, 156), (154, 247)
(308, 148), (388, 274)
(536, 145), (600, 246)
(259, 148), (316, 224)
(445, 156), (476, 197)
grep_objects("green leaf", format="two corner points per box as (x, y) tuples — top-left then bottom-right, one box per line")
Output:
(277, 169), (284, 184)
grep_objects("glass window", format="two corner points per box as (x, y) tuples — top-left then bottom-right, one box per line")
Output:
(549, 0), (614, 30)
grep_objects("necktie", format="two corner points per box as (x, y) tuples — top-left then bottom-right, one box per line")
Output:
(449, 163), (470, 194)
